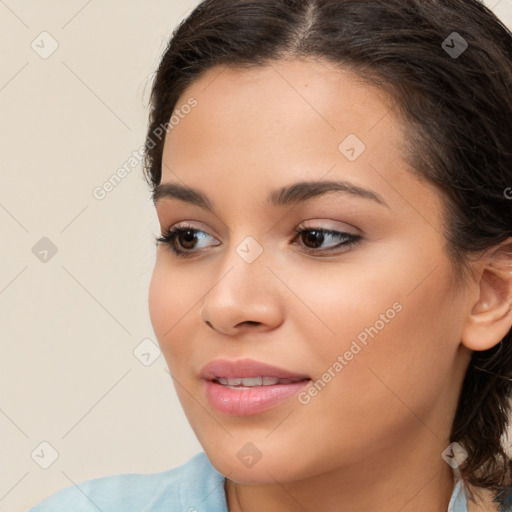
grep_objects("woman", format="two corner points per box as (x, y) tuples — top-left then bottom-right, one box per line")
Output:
(29, 0), (512, 510)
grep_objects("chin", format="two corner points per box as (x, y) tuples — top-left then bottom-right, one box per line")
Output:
(206, 448), (310, 485)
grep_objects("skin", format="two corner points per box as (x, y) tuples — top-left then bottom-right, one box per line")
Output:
(148, 59), (512, 512)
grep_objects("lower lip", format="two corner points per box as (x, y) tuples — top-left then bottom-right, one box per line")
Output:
(204, 379), (311, 416)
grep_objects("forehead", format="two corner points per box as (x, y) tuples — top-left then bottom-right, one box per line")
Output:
(163, 59), (403, 164)
(160, 59), (422, 210)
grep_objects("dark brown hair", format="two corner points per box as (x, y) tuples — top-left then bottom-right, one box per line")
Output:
(143, 0), (512, 506)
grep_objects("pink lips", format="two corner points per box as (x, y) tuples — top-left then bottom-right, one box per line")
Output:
(200, 358), (310, 380)
(200, 358), (311, 416)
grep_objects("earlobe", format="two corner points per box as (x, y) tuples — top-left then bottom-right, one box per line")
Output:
(461, 240), (512, 352)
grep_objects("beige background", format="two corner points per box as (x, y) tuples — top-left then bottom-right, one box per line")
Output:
(0, 1), (511, 511)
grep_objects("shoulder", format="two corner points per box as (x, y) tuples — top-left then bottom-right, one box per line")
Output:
(27, 451), (228, 512)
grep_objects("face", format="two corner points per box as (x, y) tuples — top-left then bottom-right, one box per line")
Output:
(148, 59), (473, 484)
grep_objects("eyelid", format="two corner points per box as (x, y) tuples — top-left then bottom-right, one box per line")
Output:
(159, 219), (221, 238)
(296, 219), (361, 236)
(167, 222), (219, 243)
(162, 218), (360, 240)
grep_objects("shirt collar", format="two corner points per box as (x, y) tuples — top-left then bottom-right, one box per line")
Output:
(448, 469), (468, 512)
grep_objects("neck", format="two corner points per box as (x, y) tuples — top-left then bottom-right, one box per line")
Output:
(224, 437), (456, 512)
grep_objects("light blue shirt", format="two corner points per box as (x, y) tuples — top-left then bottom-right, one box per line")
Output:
(28, 451), (470, 511)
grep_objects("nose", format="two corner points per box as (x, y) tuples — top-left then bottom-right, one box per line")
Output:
(199, 244), (284, 336)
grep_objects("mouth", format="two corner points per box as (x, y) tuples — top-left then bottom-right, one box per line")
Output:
(199, 357), (311, 381)
(204, 377), (312, 416)
(199, 358), (312, 416)
(212, 376), (310, 388)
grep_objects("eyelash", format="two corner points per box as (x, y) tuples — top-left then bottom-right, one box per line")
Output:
(155, 223), (362, 259)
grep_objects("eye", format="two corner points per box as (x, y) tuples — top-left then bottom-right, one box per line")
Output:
(155, 223), (362, 258)
(155, 223), (219, 258)
(292, 226), (361, 255)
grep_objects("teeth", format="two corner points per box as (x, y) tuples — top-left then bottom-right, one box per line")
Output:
(216, 376), (302, 387)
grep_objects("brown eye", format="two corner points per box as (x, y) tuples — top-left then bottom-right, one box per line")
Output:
(301, 229), (326, 249)
(293, 227), (361, 254)
(155, 225), (219, 258)
(177, 229), (200, 250)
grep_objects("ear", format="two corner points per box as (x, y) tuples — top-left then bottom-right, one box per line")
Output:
(461, 238), (512, 351)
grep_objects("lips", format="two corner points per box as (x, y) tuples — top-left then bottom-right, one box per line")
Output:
(199, 358), (312, 415)
(199, 358), (311, 381)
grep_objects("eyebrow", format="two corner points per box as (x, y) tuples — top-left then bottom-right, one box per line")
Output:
(152, 179), (389, 211)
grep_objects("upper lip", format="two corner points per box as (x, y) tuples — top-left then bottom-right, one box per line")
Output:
(200, 358), (311, 381)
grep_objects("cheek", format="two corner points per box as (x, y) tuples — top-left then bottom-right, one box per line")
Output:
(148, 261), (171, 339)
(289, 250), (460, 405)
(148, 258), (201, 366)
